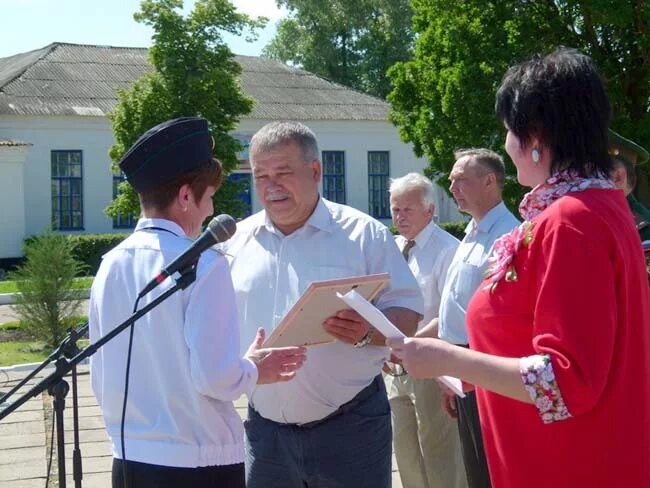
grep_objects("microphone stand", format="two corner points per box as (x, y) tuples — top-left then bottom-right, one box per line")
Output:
(0, 267), (197, 488)
(0, 323), (88, 406)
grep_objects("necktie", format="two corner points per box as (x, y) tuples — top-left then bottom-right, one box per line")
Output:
(402, 239), (416, 261)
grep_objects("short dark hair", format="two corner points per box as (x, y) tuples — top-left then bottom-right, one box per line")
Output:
(495, 47), (612, 177)
(454, 148), (506, 189)
(139, 158), (223, 211)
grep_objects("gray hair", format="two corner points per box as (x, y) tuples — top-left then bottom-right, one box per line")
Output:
(454, 148), (506, 189)
(389, 172), (435, 208)
(250, 121), (319, 163)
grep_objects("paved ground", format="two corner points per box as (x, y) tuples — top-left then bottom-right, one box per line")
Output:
(0, 338), (405, 487)
(0, 303), (23, 324)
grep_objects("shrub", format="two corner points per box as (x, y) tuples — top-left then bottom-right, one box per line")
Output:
(439, 221), (467, 240)
(10, 233), (87, 346)
(24, 233), (128, 276)
(66, 234), (128, 275)
(388, 220), (468, 240)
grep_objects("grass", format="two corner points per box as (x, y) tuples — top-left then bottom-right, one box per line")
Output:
(0, 276), (93, 294)
(0, 339), (90, 367)
(0, 318), (89, 367)
(0, 321), (21, 332)
(0, 341), (49, 366)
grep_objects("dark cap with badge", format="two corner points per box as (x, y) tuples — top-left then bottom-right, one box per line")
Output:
(608, 129), (649, 166)
(119, 117), (213, 193)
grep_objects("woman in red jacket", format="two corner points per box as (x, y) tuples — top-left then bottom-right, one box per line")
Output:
(389, 47), (650, 487)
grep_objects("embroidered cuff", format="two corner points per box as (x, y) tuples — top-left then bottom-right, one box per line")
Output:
(520, 354), (572, 424)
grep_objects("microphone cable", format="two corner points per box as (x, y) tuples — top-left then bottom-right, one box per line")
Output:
(119, 295), (141, 488)
(117, 223), (180, 487)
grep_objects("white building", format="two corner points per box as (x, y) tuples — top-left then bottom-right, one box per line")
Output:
(0, 42), (463, 261)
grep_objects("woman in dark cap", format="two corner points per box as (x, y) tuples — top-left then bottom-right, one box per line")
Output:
(608, 129), (650, 241)
(388, 48), (650, 487)
(89, 117), (306, 488)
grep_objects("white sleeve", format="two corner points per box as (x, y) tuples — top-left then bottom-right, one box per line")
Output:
(184, 255), (258, 401)
(88, 282), (103, 407)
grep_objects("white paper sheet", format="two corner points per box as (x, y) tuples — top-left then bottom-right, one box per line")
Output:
(338, 289), (466, 397)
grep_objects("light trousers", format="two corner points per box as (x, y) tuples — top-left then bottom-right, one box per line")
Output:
(387, 373), (468, 488)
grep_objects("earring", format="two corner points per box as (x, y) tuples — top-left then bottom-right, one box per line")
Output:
(531, 148), (540, 164)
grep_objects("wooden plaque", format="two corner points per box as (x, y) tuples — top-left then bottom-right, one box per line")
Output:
(262, 273), (390, 348)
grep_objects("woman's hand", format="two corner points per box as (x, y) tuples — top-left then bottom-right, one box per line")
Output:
(390, 336), (532, 404)
(245, 328), (307, 384)
(387, 337), (453, 379)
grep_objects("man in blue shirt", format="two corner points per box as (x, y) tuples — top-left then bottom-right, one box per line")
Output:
(417, 148), (519, 488)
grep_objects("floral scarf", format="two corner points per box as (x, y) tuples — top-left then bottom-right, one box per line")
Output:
(518, 169), (615, 221)
(484, 169), (615, 291)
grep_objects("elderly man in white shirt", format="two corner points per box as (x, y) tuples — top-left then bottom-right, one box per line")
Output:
(222, 121), (423, 488)
(417, 149), (519, 488)
(90, 117), (306, 488)
(387, 172), (467, 488)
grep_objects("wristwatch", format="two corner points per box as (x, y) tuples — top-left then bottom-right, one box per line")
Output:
(354, 328), (374, 348)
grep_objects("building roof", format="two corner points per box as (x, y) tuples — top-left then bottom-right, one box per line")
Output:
(0, 42), (389, 121)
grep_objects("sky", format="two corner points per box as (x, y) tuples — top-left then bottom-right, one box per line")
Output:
(0, 0), (287, 59)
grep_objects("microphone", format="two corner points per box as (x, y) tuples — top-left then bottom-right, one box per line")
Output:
(138, 214), (237, 298)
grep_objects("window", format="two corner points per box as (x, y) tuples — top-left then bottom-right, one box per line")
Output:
(51, 150), (83, 230)
(322, 151), (346, 204)
(227, 172), (253, 218)
(112, 169), (136, 229)
(233, 134), (251, 162)
(368, 151), (390, 218)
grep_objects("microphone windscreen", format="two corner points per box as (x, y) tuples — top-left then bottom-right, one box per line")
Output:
(208, 214), (237, 243)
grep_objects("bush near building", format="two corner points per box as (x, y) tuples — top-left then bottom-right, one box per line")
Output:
(10, 233), (87, 346)
(24, 233), (128, 276)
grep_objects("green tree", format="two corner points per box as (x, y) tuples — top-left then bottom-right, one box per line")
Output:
(388, 0), (650, 210)
(108, 0), (265, 221)
(264, 0), (414, 99)
(10, 233), (87, 347)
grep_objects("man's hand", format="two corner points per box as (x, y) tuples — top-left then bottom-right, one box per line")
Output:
(245, 328), (307, 384)
(323, 309), (370, 344)
(441, 390), (458, 419)
(383, 353), (404, 375)
(415, 317), (438, 338)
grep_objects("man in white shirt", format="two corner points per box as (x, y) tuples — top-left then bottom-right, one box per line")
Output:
(387, 172), (467, 488)
(222, 121), (423, 488)
(418, 148), (519, 488)
(90, 117), (306, 488)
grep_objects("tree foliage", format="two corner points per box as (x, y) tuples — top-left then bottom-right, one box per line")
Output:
(10, 233), (87, 347)
(108, 0), (265, 220)
(264, 0), (414, 99)
(388, 0), (650, 210)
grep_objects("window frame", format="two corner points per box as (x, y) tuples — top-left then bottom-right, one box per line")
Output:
(112, 169), (136, 229)
(321, 150), (346, 204)
(367, 150), (391, 219)
(51, 150), (84, 230)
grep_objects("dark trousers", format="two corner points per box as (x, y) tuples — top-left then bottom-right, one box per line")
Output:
(456, 390), (491, 488)
(112, 458), (245, 488)
(244, 375), (392, 488)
